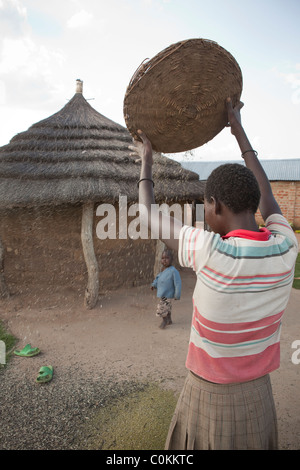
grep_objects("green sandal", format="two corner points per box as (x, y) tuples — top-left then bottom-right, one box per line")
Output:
(36, 365), (53, 383)
(14, 344), (40, 357)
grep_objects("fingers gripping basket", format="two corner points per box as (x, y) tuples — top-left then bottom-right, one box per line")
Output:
(123, 39), (243, 153)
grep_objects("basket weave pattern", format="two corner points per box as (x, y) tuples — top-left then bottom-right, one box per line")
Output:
(124, 39), (243, 153)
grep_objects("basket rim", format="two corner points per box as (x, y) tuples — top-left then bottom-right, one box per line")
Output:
(125, 38), (241, 94)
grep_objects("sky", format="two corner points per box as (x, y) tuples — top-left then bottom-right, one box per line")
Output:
(0, 0), (299, 162)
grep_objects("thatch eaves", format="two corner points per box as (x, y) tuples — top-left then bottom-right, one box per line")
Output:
(0, 81), (204, 209)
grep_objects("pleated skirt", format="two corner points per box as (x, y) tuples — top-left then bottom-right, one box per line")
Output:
(165, 371), (278, 450)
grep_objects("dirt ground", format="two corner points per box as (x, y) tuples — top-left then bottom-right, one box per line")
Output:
(1, 267), (300, 450)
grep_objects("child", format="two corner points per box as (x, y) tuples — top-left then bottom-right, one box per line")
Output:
(129, 97), (298, 450)
(151, 249), (181, 329)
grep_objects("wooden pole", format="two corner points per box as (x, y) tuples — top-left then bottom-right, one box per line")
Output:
(81, 202), (99, 309)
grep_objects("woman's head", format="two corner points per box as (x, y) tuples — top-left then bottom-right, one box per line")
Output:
(204, 163), (261, 214)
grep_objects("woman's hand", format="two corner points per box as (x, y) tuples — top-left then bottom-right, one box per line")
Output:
(129, 130), (153, 166)
(226, 97), (244, 137)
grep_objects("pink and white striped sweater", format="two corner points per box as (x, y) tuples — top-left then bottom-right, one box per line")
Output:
(178, 213), (298, 384)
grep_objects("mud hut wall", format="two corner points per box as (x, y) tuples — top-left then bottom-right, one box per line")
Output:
(0, 204), (156, 295)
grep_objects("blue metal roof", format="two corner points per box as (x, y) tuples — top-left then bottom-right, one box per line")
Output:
(180, 159), (300, 181)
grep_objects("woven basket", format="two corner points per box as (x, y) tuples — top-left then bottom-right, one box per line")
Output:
(123, 38), (243, 153)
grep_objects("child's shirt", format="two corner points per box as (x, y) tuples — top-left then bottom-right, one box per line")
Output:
(178, 213), (298, 384)
(152, 266), (182, 300)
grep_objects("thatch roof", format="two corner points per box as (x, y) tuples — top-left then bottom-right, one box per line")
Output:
(0, 81), (204, 209)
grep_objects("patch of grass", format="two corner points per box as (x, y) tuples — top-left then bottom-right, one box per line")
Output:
(82, 383), (178, 450)
(293, 253), (300, 290)
(294, 253), (300, 277)
(0, 320), (17, 366)
(293, 279), (300, 289)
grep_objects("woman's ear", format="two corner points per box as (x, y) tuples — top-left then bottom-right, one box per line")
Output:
(214, 198), (224, 216)
(211, 197), (222, 215)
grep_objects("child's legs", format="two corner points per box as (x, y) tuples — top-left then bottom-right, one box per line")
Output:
(156, 298), (172, 318)
(156, 298), (172, 328)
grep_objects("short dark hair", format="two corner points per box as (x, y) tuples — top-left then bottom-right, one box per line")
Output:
(204, 163), (261, 214)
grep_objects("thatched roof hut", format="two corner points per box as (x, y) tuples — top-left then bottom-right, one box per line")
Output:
(0, 80), (203, 207)
(0, 80), (204, 307)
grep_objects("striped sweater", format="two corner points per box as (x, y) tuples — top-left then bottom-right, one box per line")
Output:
(178, 213), (298, 384)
